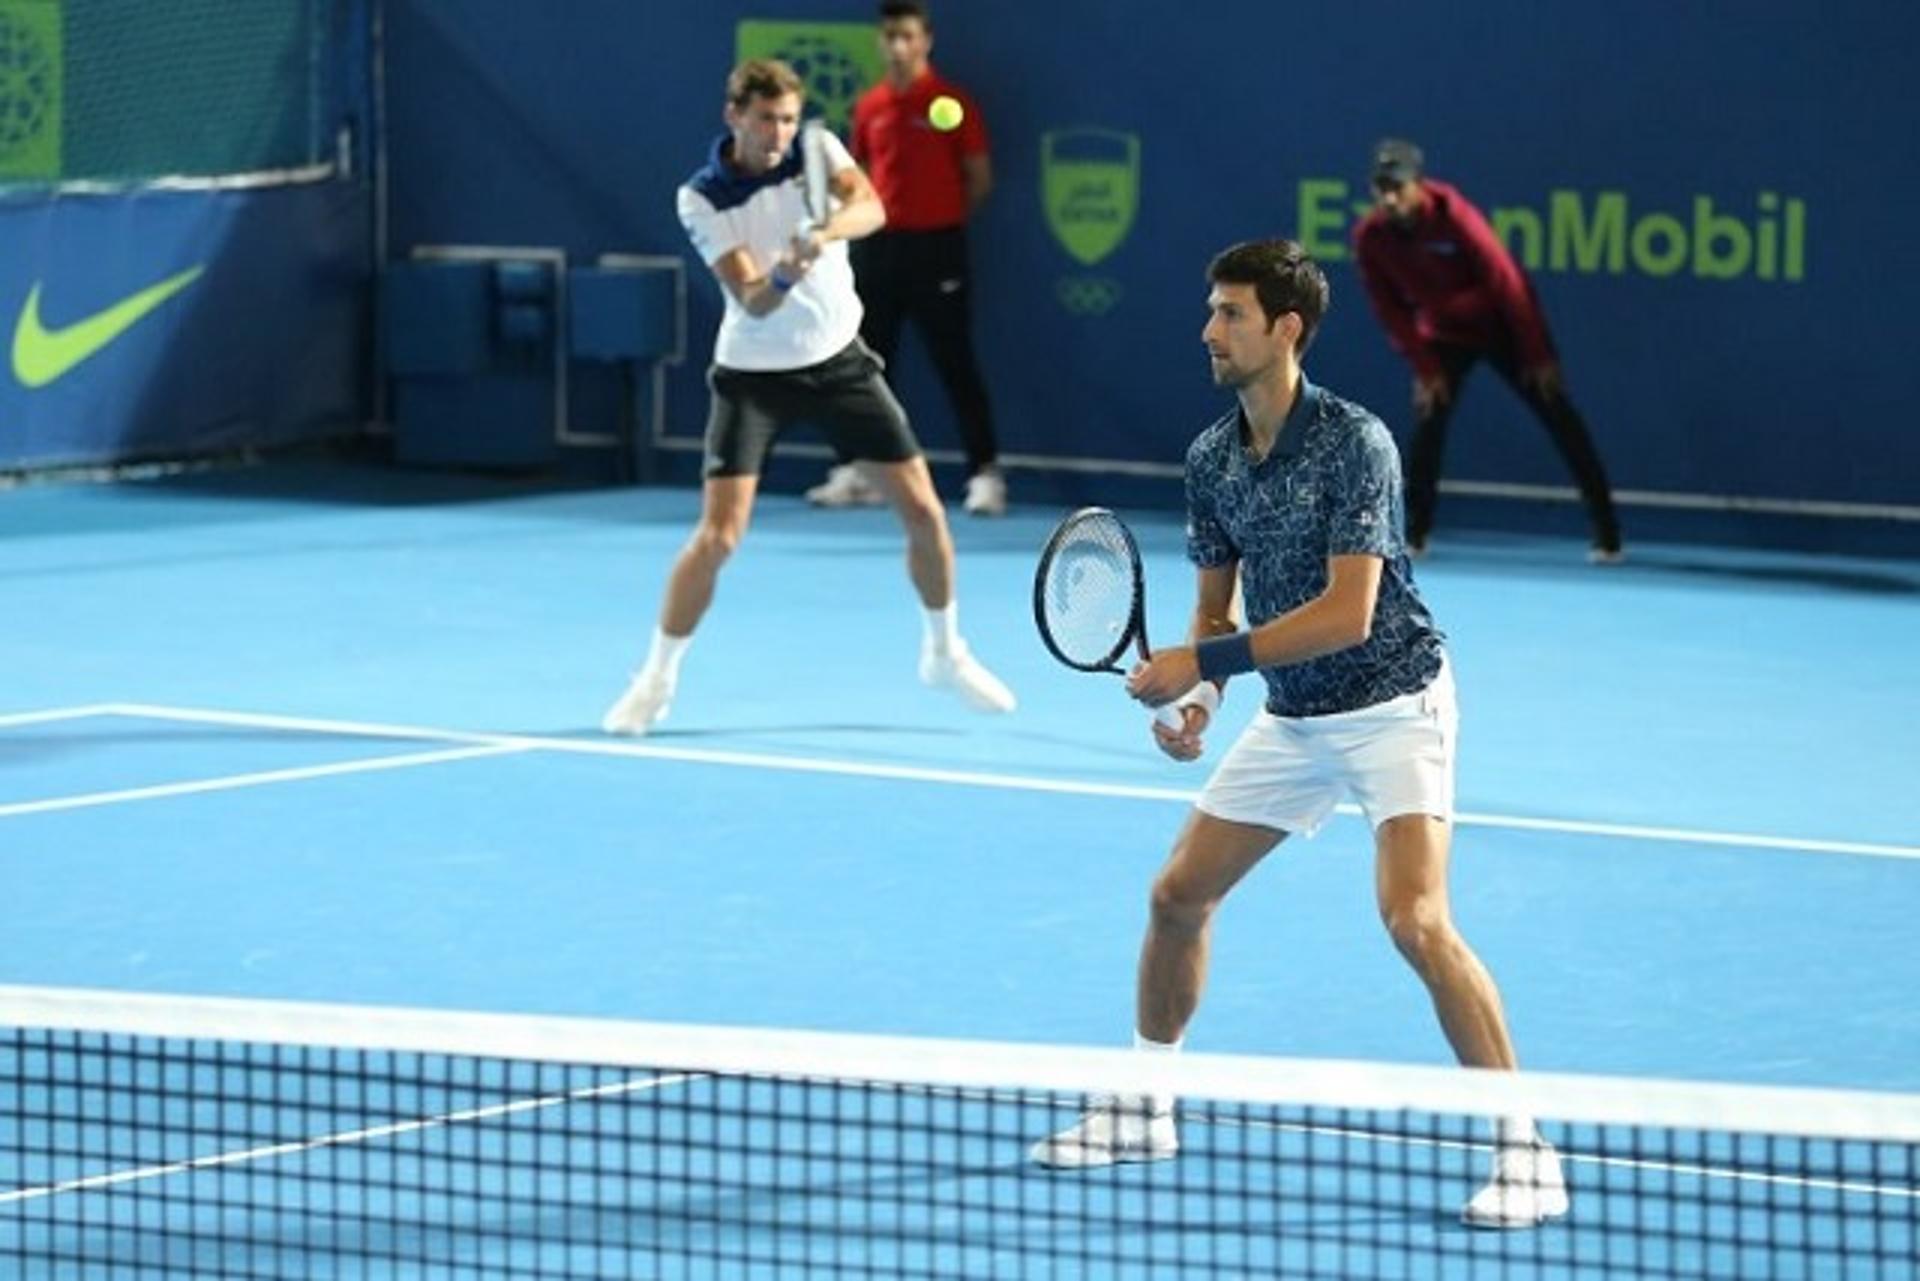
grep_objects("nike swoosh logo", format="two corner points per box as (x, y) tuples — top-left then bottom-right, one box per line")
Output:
(12, 266), (206, 388)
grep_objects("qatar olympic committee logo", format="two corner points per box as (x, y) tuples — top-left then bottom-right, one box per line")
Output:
(1042, 128), (1139, 316)
(0, 0), (61, 179)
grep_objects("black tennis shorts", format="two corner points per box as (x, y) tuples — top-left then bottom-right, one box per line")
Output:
(703, 338), (921, 478)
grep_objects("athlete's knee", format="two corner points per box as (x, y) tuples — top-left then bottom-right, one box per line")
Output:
(1149, 868), (1215, 935)
(686, 518), (747, 567)
(1380, 893), (1455, 975)
(893, 486), (947, 541)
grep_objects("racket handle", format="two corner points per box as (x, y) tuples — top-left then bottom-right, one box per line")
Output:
(1152, 704), (1185, 731)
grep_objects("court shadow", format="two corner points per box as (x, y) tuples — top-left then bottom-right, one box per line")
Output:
(33, 1137), (1553, 1277)
(0, 724), (426, 765)
(55, 1157), (1430, 1274)
(547, 1165), (1461, 1278)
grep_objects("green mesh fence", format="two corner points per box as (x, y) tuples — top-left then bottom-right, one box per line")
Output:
(0, 0), (335, 187)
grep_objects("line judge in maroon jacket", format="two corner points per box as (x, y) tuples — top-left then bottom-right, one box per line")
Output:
(1353, 140), (1622, 562)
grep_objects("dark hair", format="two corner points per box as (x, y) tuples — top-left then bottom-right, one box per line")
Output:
(726, 58), (805, 109)
(879, 1), (931, 27)
(1206, 239), (1329, 353)
(1370, 138), (1424, 188)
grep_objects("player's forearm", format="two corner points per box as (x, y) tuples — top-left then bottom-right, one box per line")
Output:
(740, 270), (796, 317)
(1186, 605), (1238, 692)
(1246, 591), (1372, 668)
(822, 195), (886, 243)
(1187, 604), (1237, 645)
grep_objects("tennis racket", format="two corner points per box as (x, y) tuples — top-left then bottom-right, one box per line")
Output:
(1033, 507), (1185, 730)
(799, 119), (830, 233)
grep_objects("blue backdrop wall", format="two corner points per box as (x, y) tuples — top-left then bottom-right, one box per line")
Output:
(384, 0), (1919, 547)
(0, 0), (375, 472)
(0, 182), (369, 470)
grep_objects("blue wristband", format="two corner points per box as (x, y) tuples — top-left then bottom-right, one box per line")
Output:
(769, 269), (795, 293)
(1195, 632), (1257, 682)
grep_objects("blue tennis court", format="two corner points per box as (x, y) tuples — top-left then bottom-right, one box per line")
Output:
(2, 464), (1918, 1276)
(5, 0), (1915, 1271)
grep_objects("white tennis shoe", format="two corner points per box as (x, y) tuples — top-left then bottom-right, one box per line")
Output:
(1030, 1096), (1178, 1169)
(963, 468), (1008, 517)
(919, 641), (1016, 713)
(805, 464), (885, 508)
(601, 671), (674, 735)
(1462, 1140), (1570, 1228)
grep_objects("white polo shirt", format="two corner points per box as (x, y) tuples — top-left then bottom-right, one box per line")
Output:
(677, 130), (863, 372)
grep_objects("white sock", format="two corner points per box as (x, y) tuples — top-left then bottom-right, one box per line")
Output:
(642, 627), (691, 684)
(922, 603), (960, 656)
(1494, 1114), (1540, 1148)
(1133, 1030), (1181, 1116)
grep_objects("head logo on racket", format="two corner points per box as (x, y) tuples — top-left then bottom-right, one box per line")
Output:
(1033, 507), (1182, 728)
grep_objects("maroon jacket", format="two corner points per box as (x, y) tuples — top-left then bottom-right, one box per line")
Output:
(1351, 179), (1554, 381)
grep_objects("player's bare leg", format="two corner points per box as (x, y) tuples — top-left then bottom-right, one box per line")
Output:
(1033, 811), (1281, 1169)
(865, 457), (953, 608)
(1374, 814), (1516, 1068)
(661, 475), (760, 635)
(1138, 811), (1286, 1043)
(603, 475), (757, 734)
(868, 457), (1014, 713)
(1375, 813), (1568, 1227)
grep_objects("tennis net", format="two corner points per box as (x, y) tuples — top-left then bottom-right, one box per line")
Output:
(3, 984), (1916, 1278)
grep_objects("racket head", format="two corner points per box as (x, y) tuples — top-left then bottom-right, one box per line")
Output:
(1033, 506), (1148, 673)
(800, 119), (830, 229)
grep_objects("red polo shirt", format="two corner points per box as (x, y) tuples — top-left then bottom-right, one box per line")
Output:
(850, 67), (988, 231)
(1351, 179), (1554, 380)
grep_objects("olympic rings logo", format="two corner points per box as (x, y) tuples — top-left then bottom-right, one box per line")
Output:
(1055, 276), (1123, 316)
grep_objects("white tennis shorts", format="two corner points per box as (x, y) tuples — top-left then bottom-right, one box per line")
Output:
(1196, 661), (1457, 836)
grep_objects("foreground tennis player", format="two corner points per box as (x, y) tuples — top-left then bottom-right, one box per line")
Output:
(602, 58), (1014, 734)
(1029, 239), (1567, 1229)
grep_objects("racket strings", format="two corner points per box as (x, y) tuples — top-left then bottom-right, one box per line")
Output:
(1039, 518), (1138, 669)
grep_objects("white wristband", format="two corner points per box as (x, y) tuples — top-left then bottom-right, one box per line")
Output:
(1175, 683), (1222, 717)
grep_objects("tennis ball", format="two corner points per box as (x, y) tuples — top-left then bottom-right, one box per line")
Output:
(928, 95), (964, 132)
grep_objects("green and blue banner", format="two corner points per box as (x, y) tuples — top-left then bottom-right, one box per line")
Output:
(301, 1), (1920, 537)
(0, 183), (367, 468)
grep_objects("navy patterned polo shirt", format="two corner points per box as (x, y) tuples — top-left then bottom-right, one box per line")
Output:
(1184, 376), (1445, 716)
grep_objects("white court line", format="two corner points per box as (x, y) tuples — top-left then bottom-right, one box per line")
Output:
(106, 702), (1198, 803)
(1445, 810), (1919, 860)
(8, 1073), (1912, 1208)
(0, 704), (123, 729)
(0, 743), (530, 820)
(101, 702), (1920, 862)
(1205, 1112), (1920, 1203)
(0, 1070), (700, 1205)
